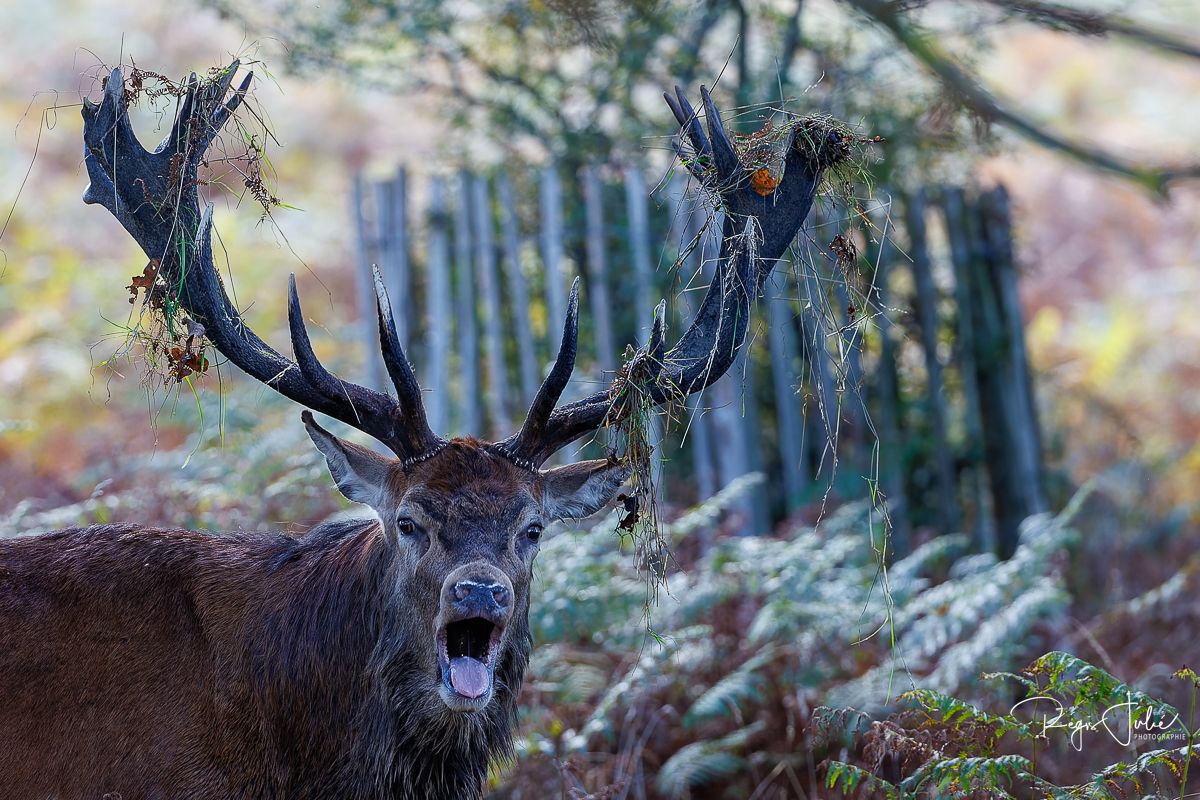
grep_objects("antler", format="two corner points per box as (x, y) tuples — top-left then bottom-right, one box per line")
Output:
(84, 63), (838, 471)
(82, 62), (443, 462)
(493, 86), (835, 467)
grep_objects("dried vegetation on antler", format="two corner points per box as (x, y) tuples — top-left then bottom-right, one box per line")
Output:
(89, 61), (282, 390)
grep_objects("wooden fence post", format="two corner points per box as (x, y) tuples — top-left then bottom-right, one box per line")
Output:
(539, 165), (569, 465)
(540, 166), (566, 357)
(623, 166), (656, 336)
(873, 229), (913, 558)
(426, 176), (452, 434)
(472, 175), (511, 435)
(767, 267), (806, 509)
(375, 168), (410, 346)
(582, 165), (617, 373)
(454, 171), (481, 435)
(982, 187), (1046, 519)
(352, 173), (385, 392)
(813, 206), (866, 456)
(497, 172), (539, 407)
(905, 190), (959, 533)
(624, 165), (664, 489)
(796, 219), (840, 477)
(679, 190), (717, 502)
(735, 345), (771, 534)
(941, 187), (994, 552)
(965, 186), (1045, 558)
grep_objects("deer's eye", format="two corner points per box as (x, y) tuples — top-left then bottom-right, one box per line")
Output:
(524, 524), (543, 544)
(397, 517), (417, 536)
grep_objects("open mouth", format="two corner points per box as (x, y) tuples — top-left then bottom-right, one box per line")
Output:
(438, 617), (502, 706)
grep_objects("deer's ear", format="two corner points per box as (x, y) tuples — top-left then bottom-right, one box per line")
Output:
(539, 459), (631, 521)
(302, 411), (393, 508)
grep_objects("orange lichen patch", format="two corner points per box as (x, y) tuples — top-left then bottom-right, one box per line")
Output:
(750, 168), (778, 196)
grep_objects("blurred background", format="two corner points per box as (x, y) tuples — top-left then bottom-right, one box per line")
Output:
(1, 0), (1198, 796)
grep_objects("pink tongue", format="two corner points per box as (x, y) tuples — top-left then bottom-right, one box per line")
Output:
(449, 657), (490, 699)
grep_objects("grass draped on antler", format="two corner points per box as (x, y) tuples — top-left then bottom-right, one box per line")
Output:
(94, 60), (283, 394)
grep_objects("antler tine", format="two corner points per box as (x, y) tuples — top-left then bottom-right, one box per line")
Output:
(495, 278), (580, 468)
(82, 67), (148, 218)
(647, 300), (667, 372)
(287, 274), (349, 403)
(699, 85), (740, 178)
(173, 72), (200, 147)
(673, 85), (711, 158)
(662, 90), (687, 130)
(286, 269), (443, 459)
(212, 70), (253, 133)
(663, 90), (706, 181)
(372, 266), (441, 456)
(168, 62), (242, 162)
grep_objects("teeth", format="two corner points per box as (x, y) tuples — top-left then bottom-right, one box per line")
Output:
(445, 618), (496, 661)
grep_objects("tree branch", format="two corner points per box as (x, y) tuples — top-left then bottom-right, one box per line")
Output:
(842, 0), (1200, 194)
(973, 0), (1200, 61)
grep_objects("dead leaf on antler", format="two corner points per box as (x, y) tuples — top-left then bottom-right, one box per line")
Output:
(128, 260), (170, 311)
(162, 338), (210, 384)
(127, 261), (158, 304)
(615, 491), (641, 531)
(830, 233), (857, 272)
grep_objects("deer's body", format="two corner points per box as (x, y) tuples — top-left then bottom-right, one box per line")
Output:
(0, 518), (522, 799)
(0, 61), (829, 798)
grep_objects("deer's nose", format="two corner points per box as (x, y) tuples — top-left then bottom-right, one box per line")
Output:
(452, 579), (510, 614)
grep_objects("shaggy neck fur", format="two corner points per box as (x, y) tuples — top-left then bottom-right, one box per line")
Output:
(239, 518), (531, 799)
(0, 520), (530, 800)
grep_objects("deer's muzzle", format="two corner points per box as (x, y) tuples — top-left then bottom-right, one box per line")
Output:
(435, 565), (513, 711)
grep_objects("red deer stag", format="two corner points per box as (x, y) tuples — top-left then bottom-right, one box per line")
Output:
(0, 62), (839, 798)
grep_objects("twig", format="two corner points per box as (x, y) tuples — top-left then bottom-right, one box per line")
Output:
(842, 0), (1200, 195)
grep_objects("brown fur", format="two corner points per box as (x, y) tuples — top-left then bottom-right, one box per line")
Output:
(0, 438), (629, 799)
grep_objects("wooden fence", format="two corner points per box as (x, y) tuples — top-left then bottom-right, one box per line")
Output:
(351, 166), (1044, 558)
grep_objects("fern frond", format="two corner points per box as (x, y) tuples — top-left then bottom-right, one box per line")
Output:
(925, 580), (1069, 693)
(1040, 744), (1200, 799)
(823, 759), (901, 798)
(900, 754), (1033, 795)
(1027, 651), (1181, 721)
(682, 646), (776, 728)
(656, 722), (765, 798)
(888, 533), (971, 596)
(810, 706), (874, 749)
(902, 688), (1031, 739)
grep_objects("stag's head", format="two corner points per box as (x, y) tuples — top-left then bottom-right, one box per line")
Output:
(301, 401), (626, 710)
(304, 429), (627, 710)
(287, 276), (636, 713)
(81, 65), (826, 719)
